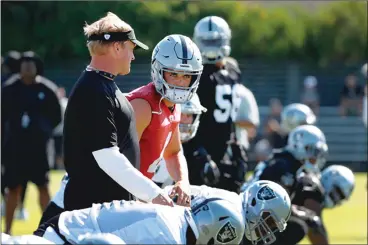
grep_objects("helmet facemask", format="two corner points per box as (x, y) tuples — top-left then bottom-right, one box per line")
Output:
(242, 184), (289, 245)
(195, 36), (230, 64)
(298, 142), (328, 175)
(151, 61), (202, 104)
(180, 113), (201, 143)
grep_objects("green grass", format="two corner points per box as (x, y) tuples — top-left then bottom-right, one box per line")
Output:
(1, 171), (367, 244)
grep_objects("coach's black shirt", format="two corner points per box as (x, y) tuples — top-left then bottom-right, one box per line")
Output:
(63, 70), (140, 210)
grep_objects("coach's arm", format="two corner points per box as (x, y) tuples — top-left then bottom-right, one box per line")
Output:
(92, 95), (171, 206)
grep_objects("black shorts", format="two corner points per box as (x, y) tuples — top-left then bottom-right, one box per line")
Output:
(4, 158), (49, 189)
(38, 201), (65, 227)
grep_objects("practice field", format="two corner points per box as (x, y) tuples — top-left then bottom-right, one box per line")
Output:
(1, 171), (367, 244)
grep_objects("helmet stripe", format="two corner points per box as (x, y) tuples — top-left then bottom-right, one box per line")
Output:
(208, 16), (213, 31)
(178, 35), (188, 64)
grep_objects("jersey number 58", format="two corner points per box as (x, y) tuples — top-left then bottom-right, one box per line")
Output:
(214, 84), (242, 123)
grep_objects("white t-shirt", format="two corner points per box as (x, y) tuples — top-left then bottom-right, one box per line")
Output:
(57, 200), (198, 245)
(234, 84), (260, 149)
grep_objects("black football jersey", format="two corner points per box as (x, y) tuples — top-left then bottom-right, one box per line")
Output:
(257, 150), (303, 194)
(194, 58), (242, 163)
(291, 171), (325, 207)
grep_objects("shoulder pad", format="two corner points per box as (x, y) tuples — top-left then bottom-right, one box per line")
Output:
(2, 73), (21, 87)
(36, 75), (58, 92)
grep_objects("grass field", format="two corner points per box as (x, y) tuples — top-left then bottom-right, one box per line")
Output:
(1, 170), (367, 244)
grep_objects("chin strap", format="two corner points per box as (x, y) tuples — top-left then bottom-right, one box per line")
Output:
(152, 96), (164, 115)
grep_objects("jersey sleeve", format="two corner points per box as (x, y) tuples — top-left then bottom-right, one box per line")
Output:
(235, 85), (260, 126)
(259, 159), (295, 193)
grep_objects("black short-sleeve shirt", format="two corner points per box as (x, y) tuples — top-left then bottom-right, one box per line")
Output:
(63, 70), (140, 210)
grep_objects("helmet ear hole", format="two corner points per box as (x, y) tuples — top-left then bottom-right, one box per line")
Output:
(251, 198), (257, 206)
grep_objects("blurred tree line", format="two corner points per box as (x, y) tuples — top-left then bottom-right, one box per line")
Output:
(1, 1), (367, 66)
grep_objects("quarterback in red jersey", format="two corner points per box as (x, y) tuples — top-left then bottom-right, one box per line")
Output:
(127, 34), (203, 206)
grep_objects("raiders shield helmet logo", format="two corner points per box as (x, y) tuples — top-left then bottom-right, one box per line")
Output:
(257, 185), (277, 200)
(216, 221), (237, 243)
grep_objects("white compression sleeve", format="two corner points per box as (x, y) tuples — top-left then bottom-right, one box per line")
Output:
(92, 146), (163, 202)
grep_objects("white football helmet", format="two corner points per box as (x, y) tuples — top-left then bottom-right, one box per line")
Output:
(151, 34), (203, 104)
(192, 198), (244, 245)
(321, 165), (355, 208)
(193, 16), (231, 64)
(240, 180), (291, 245)
(281, 103), (316, 133)
(286, 125), (328, 174)
(179, 93), (207, 142)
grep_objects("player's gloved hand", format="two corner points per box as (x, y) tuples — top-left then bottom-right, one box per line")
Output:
(169, 180), (191, 207)
(201, 160), (221, 186)
(151, 193), (174, 207)
(291, 205), (322, 228)
(193, 146), (211, 164)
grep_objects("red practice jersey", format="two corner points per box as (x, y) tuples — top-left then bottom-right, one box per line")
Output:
(126, 82), (181, 178)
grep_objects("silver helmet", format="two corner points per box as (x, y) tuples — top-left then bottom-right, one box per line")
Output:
(321, 165), (355, 208)
(151, 34), (203, 104)
(192, 198), (244, 245)
(179, 93), (207, 142)
(193, 16), (231, 64)
(286, 125), (328, 174)
(281, 103), (316, 133)
(241, 180), (291, 245)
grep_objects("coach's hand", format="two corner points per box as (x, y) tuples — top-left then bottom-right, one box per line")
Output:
(169, 180), (191, 207)
(152, 193), (174, 207)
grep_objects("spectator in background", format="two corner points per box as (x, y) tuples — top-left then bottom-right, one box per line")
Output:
(261, 98), (284, 149)
(301, 75), (320, 115)
(1, 52), (62, 234)
(253, 139), (272, 162)
(1, 51), (21, 84)
(340, 74), (364, 117)
(52, 87), (68, 169)
(1, 51), (21, 210)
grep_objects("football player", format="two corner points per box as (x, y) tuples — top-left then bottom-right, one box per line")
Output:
(243, 125), (328, 193)
(192, 16), (259, 193)
(165, 180), (292, 245)
(126, 34), (204, 206)
(273, 165), (355, 245)
(152, 93), (221, 187)
(278, 103), (317, 147)
(3, 180), (290, 245)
